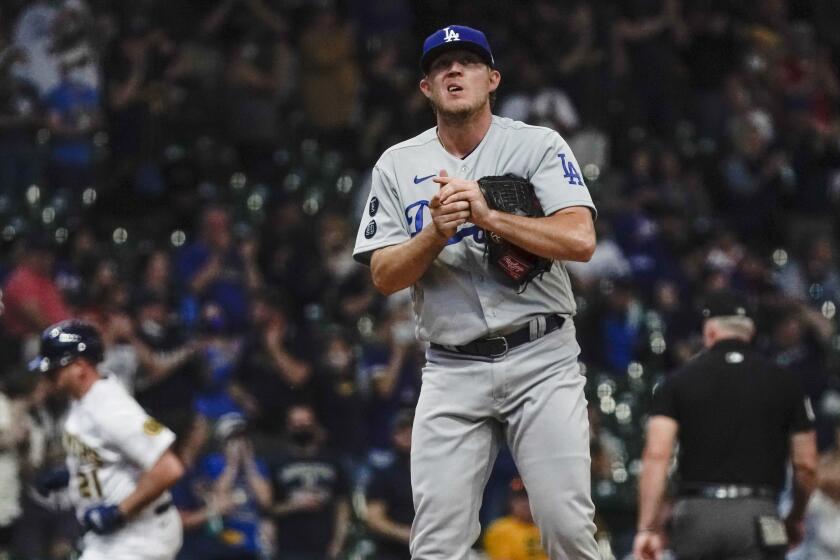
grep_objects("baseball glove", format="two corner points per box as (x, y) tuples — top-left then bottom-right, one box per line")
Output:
(477, 174), (552, 292)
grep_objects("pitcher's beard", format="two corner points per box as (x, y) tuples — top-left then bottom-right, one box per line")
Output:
(433, 96), (488, 124)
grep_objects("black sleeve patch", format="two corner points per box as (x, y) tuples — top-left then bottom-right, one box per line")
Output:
(369, 196), (380, 216)
(364, 220), (377, 239)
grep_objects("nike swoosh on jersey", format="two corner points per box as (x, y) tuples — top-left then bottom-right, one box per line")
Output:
(413, 174), (435, 184)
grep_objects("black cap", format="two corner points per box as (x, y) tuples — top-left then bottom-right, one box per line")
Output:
(701, 290), (751, 320)
(29, 320), (104, 375)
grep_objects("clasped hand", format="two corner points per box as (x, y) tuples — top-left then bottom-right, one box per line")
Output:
(429, 170), (494, 238)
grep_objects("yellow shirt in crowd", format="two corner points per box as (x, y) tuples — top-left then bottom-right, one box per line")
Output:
(483, 516), (548, 560)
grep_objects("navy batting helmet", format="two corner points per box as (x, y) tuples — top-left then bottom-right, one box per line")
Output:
(30, 320), (104, 375)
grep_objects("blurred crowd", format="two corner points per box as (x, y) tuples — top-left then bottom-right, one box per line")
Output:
(1, 0), (840, 559)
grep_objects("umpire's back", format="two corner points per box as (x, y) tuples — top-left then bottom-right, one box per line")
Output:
(634, 290), (818, 560)
(652, 338), (813, 491)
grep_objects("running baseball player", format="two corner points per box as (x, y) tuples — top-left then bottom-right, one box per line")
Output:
(30, 320), (184, 559)
(353, 25), (600, 559)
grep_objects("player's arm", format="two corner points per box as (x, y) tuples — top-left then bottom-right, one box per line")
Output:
(482, 205), (595, 262)
(634, 415), (678, 560)
(436, 176), (595, 262)
(370, 171), (469, 295)
(370, 227), (449, 295)
(118, 449), (184, 519)
(786, 430), (817, 545)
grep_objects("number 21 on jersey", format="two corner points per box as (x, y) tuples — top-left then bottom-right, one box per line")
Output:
(77, 469), (103, 499)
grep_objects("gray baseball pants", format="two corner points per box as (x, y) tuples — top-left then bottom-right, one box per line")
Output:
(409, 319), (600, 559)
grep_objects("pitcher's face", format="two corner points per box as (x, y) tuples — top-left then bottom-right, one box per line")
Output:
(420, 49), (499, 120)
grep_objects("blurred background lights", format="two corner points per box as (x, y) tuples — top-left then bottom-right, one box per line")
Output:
(82, 188), (97, 206)
(171, 230), (187, 247)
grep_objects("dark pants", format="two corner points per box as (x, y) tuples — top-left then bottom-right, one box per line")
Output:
(669, 497), (785, 560)
(12, 492), (79, 560)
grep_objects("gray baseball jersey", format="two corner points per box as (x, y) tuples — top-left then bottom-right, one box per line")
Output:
(353, 116), (596, 346)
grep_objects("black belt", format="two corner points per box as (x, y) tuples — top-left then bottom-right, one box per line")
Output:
(678, 484), (778, 500)
(153, 501), (173, 515)
(430, 315), (565, 358)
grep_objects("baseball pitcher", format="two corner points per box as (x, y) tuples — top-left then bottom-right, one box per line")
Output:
(353, 24), (600, 560)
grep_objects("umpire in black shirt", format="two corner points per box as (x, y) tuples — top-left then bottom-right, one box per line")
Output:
(633, 291), (818, 560)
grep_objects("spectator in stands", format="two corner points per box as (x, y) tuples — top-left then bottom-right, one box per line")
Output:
(173, 469), (238, 560)
(11, 0), (99, 96)
(105, 17), (177, 198)
(11, 369), (78, 560)
(223, 23), (287, 180)
(364, 410), (413, 560)
(314, 328), (369, 465)
(359, 294), (422, 451)
(129, 290), (203, 445)
(188, 302), (243, 465)
(269, 404), (350, 560)
(776, 234), (840, 308)
(315, 213), (378, 328)
(44, 58), (101, 191)
(177, 206), (261, 332)
(611, 0), (686, 133)
(681, 1), (739, 141)
(598, 277), (647, 375)
(552, 2), (607, 126)
(357, 39), (415, 162)
(231, 291), (315, 445)
(258, 198), (324, 321)
(719, 110), (793, 249)
(175, 413), (273, 560)
(53, 226), (98, 307)
(0, 371), (34, 554)
(483, 477), (547, 560)
(0, 40), (42, 195)
(1, 236), (69, 362)
(298, 3), (359, 144)
(768, 306), (835, 449)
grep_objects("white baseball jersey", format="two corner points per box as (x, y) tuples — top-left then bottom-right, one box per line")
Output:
(63, 375), (175, 520)
(353, 116), (596, 346)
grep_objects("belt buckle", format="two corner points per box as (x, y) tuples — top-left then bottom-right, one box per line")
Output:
(485, 336), (509, 358)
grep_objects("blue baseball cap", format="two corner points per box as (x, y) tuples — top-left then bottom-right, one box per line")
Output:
(420, 25), (494, 74)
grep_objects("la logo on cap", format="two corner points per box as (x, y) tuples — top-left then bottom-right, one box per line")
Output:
(443, 27), (460, 42)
